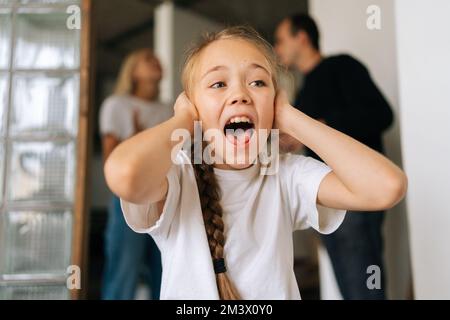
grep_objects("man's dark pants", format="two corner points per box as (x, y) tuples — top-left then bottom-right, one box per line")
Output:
(320, 210), (386, 299)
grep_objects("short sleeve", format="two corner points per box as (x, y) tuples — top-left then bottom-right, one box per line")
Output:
(282, 154), (346, 234)
(99, 96), (133, 140)
(120, 151), (187, 239)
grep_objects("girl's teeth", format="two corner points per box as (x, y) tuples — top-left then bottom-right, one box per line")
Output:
(228, 116), (251, 124)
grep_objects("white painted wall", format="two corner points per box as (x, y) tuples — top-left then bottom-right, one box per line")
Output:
(309, 0), (411, 299)
(395, 0), (450, 299)
(154, 2), (222, 104)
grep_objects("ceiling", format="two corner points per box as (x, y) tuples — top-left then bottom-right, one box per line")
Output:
(93, 0), (308, 75)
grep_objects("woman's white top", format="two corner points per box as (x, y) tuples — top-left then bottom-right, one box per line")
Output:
(99, 94), (172, 140)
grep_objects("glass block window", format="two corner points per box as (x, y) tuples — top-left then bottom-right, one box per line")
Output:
(0, 0), (81, 300)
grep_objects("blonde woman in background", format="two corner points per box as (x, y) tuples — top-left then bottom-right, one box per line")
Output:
(99, 48), (172, 299)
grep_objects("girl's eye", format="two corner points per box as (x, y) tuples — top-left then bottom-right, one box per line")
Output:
(250, 80), (266, 87)
(210, 81), (226, 89)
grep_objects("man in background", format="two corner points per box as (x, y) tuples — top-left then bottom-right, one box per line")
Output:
(275, 14), (394, 299)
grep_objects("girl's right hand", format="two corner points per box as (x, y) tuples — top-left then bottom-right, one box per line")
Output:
(174, 92), (199, 123)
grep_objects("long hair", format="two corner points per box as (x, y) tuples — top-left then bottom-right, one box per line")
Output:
(114, 48), (156, 96)
(181, 26), (281, 300)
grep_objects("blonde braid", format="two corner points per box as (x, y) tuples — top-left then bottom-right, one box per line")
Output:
(182, 26), (281, 300)
(191, 146), (241, 300)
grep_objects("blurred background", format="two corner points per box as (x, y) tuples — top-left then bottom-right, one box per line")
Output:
(0, 0), (449, 300)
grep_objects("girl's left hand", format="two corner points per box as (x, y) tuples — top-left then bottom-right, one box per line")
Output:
(273, 89), (292, 132)
(273, 90), (305, 153)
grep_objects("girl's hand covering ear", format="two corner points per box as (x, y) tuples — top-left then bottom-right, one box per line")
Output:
(174, 91), (199, 123)
(273, 89), (292, 132)
(274, 90), (304, 153)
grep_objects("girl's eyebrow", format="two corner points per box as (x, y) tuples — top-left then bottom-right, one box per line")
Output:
(248, 63), (271, 77)
(201, 65), (227, 80)
(201, 63), (271, 80)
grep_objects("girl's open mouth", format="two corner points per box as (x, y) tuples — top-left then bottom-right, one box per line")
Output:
(223, 116), (255, 146)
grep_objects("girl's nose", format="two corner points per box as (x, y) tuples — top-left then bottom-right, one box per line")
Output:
(231, 97), (249, 104)
(230, 88), (251, 105)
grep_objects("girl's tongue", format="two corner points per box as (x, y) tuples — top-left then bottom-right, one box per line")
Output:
(225, 128), (254, 146)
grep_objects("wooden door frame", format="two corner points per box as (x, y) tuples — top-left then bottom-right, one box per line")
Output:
(71, 0), (94, 300)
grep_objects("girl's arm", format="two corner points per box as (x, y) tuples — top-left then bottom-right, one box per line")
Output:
(275, 91), (407, 211)
(104, 93), (198, 205)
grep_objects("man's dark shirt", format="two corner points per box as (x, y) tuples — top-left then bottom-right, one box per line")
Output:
(294, 54), (393, 161)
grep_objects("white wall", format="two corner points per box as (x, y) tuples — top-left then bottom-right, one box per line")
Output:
(309, 0), (411, 299)
(395, 0), (450, 299)
(154, 2), (222, 104)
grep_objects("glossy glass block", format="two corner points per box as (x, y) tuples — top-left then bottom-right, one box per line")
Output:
(19, 0), (80, 4)
(0, 143), (4, 204)
(0, 73), (8, 136)
(0, 9), (12, 69)
(0, 0), (16, 5)
(7, 141), (75, 203)
(0, 284), (69, 300)
(14, 8), (80, 69)
(10, 73), (79, 137)
(0, 210), (72, 275)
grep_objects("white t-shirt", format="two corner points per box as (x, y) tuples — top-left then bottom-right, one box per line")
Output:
(121, 150), (346, 300)
(99, 94), (173, 141)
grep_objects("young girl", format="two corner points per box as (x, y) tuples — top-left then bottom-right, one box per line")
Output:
(104, 27), (407, 300)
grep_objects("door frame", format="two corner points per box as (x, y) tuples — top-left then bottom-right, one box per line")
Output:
(71, 0), (94, 300)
